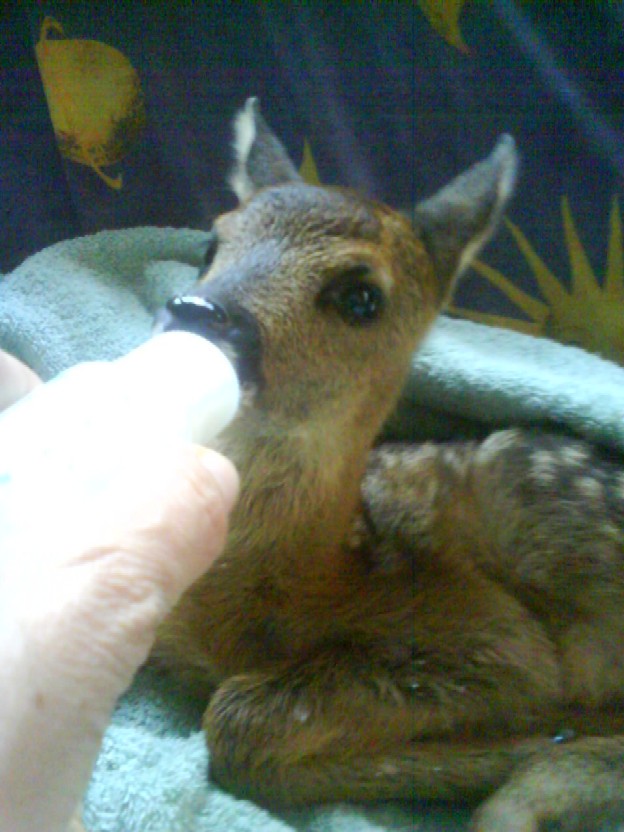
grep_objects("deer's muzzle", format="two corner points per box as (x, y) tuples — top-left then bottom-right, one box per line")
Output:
(158, 294), (263, 387)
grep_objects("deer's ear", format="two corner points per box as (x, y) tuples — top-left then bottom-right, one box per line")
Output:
(413, 135), (518, 301)
(229, 97), (303, 202)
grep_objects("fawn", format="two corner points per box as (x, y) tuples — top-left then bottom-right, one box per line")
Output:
(155, 98), (624, 831)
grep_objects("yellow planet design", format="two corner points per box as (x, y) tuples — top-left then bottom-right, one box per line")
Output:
(35, 17), (146, 190)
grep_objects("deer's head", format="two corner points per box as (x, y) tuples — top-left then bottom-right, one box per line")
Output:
(160, 98), (517, 450)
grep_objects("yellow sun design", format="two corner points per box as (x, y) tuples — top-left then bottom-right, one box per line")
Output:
(299, 139), (321, 185)
(451, 196), (624, 366)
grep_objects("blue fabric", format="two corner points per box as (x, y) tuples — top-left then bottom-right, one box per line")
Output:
(2, 3), (623, 340)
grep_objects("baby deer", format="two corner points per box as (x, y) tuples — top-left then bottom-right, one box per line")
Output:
(156, 98), (624, 831)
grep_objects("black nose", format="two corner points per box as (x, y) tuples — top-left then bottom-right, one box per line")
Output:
(166, 295), (230, 328)
(161, 294), (263, 386)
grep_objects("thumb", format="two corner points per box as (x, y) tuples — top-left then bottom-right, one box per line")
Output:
(161, 446), (240, 597)
(69, 444), (240, 614)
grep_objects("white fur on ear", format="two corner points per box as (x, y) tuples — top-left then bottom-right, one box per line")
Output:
(413, 134), (519, 297)
(229, 97), (260, 202)
(492, 135), (518, 205)
(455, 135), (518, 279)
(228, 97), (303, 203)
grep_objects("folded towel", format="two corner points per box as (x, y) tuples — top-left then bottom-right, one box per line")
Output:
(391, 316), (624, 454)
(1, 227), (623, 832)
(0, 227), (208, 379)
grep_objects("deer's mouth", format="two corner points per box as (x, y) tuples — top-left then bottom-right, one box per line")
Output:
(154, 295), (263, 389)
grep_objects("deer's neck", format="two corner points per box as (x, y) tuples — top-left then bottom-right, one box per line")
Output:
(220, 415), (369, 581)
(157, 410), (376, 688)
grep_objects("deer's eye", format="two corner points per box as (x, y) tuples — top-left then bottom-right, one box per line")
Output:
(318, 269), (385, 326)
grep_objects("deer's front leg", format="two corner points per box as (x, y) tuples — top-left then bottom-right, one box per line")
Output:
(203, 633), (558, 808)
(204, 651), (414, 806)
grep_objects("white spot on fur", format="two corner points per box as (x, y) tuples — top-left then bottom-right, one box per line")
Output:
(477, 429), (522, 463)
(293, 703), (311, 723)
(560, 445), (590, 467)
(377, 761), (400, 778)
(576, 476), (604, 501)
(347, 515), (368, 549)
(530, 450), (558, 484)
(441, 446), (470, 476)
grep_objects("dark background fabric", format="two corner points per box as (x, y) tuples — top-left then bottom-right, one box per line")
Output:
(1, 1), (623, 360)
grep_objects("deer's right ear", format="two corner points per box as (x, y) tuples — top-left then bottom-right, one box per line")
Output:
(229, 97), (303, 202)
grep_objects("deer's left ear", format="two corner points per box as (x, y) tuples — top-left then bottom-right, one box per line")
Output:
(229, 97), (303, 202)
(413, 136), (518, 302)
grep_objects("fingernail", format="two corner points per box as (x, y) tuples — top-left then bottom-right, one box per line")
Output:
(198, 449), (239, 512)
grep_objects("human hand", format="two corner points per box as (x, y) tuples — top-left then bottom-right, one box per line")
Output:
(0, 350), (239, 832)
(0, 349), (41, 409)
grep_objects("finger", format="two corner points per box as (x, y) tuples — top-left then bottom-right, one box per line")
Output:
(71, 444), (239, 610)
(0, 351), (41, 412)
(8, 444), (240, 673)
(157, 445), (240, 596)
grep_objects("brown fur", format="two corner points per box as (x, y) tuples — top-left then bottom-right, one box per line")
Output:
(155, 99), (624, 831)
